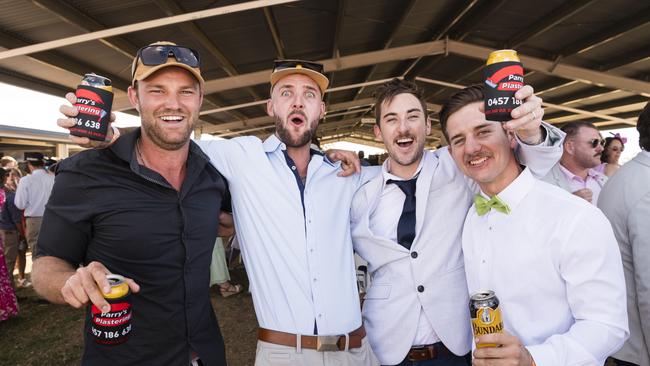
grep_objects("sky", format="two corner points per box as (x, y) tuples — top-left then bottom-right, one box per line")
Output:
(0, 82), (641, 162)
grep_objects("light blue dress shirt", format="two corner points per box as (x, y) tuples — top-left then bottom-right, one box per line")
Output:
(15, 168), (55, 217)
(199, 134), (378, 335)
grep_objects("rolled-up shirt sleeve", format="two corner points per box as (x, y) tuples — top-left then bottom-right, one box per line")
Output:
(527, 208), (629, 366)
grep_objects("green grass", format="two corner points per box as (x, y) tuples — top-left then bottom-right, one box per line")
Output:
(0, 286), (84, 366)
(0, 268), (257, 365)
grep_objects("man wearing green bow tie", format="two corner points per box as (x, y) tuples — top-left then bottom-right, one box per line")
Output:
(439, 84), (629, 366)
(350, 78), (567, 366)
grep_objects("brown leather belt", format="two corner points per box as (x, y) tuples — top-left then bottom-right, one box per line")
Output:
(258, 326), (366, 352)
(407, 343), (451, 362)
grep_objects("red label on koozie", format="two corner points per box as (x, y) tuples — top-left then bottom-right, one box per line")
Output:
(72, 84), (113, 141)
(484, 61), (524, 122)
(90, 300), (132, 345)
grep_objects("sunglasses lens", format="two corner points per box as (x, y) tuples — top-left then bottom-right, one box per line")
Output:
(139, 46), (200, 68)
(140, 46), (170, 65)
(170, 47), (200, 67)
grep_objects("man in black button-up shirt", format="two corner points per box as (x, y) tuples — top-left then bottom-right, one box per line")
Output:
(32, 42), (228, 365)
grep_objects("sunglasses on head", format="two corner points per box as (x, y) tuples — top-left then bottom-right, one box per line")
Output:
(133, 45), (201, 77)
(586, 138), (605, 148)
(273, 59), (324, 74)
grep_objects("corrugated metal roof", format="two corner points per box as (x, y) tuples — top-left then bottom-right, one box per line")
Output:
(0, 0), (647, 145)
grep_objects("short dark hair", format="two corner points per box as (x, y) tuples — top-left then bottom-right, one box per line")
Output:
(28, 160), (45, 168)
(638, 101), (650, 151)
(560, 121), (598, 139)
(373, 78), (428, 126)
(438, 84), (485, 142)
(601, 136), (625, 163)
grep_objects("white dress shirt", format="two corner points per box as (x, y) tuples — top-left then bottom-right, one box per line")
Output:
(463, 168), (629, 366)
(14, 168), (55, 217)
(199, 135), (378, 335)
(369, 159), (441, 347)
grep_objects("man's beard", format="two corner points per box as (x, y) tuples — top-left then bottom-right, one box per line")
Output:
(141, 114), (194, 151)
(275, 115), (318, 148)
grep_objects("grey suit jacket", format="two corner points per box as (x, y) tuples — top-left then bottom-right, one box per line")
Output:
(598, 151), (650, 366)
(542, 163), (608, 193)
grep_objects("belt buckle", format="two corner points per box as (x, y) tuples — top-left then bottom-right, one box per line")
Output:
(316, 335), (340, 351)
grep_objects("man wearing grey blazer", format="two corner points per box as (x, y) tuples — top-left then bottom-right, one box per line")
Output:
(542, 121), (608, 205)
(598, 102), (650, 366)
(350, 79), (564, 366)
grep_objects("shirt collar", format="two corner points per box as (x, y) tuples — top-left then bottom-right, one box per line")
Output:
(381, 157), (424, 186)
(263, 134), (334, 167)
(558, 163), (600, 182)
(479, 167), (534, 214)
(110, 128), (210, 167)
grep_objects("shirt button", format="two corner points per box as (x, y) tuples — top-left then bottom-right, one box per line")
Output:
(411, 251), (418, 259)
(313, 278), (317, 282)
(318, 314), (322, 318)
(417, 285), (424, 293)
(291, 165), (296, 170)
(488, 227), (492, 231)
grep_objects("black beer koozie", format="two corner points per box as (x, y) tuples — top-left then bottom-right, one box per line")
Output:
(72, 84), (113, 141)
(483, 61), (524, 122)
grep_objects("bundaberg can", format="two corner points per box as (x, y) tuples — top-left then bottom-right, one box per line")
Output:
(72, 73), (113, 141)
(90, 274), (132, 345)
(483, 49), (524, 122)
(470, 290), (503, 348)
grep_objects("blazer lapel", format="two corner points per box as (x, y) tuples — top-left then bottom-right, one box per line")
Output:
(414, 152), (438, 239)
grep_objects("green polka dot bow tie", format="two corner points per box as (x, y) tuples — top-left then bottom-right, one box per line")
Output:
(473, 194), (511, 216)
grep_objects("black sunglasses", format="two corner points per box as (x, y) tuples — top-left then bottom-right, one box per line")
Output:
(586, 138), (605, 148)
(133, 45), (201, 77)
(273, 59), (324, 74)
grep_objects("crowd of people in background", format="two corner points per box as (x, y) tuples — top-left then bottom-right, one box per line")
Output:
(0, 153), (56, 321)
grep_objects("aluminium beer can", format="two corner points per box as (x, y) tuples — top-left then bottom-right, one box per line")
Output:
(72, 73), (114, 141)
(90, 274), (132, 345)
(469, 290), (504, 348)
(483, 49), (524, 122)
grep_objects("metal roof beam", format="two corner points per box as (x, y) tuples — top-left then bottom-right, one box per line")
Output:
(415, 76), (636, 126)
(153, 0), (263, 119)
(557, 7), (650, 57)
(29, 0), (138, 59)
(402, 0), (482, 78)
(264, 7), (285, 59)
(115, 40), (650, 111)
(507, 0), (597, 48)
(0, 30), (132, 91)
(0, 0), (299, 61)
(202, 98), (378, 134)
(446, 41), (650, 96)
(353, 0), (418, 97)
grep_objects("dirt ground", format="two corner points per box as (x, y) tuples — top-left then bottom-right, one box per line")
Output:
(0, 268), (258, 366)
